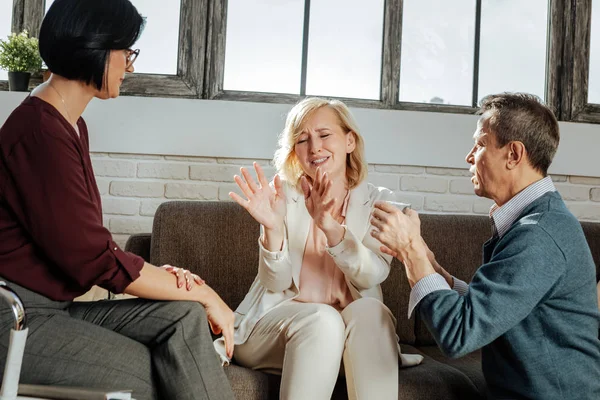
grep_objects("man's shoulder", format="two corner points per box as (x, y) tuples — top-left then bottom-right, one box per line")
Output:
(515, 191), (574, 229)
(523, 195), (579, 233)
(504, 198), (585, 259)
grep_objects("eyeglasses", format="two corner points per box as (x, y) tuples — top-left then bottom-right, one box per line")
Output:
(125, 49), (140, 69)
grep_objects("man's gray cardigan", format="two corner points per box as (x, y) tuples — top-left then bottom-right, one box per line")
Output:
(418, 191), (600, 399)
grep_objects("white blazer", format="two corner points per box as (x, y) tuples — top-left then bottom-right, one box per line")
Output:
(214, 180), (423, 367)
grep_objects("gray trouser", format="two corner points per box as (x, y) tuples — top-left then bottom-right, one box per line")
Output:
(0, 281), (234, 400)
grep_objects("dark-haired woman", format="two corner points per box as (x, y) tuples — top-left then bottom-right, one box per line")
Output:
(0, 0), (234, 399)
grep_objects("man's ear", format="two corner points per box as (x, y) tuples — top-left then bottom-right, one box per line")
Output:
(507, 141), (526, 170)
(346, 131), (357, 153)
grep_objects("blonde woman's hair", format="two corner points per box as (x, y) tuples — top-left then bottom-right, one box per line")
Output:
(273, 97), (367, 189)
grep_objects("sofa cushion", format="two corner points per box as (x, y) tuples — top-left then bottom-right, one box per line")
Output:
(581, 221), (600, 281)
(150, 201), (261, 312)
(224, 364), (269, 400)
(382, 260), (416, 344)
(394, 344), (484, 399)
(418, 346), (486, 394)
(125, 233), (152, 263)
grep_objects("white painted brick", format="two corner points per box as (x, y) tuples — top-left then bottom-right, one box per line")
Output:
(110, 217), (154, 234)
(426, 167), (471, 177)
(165, 183), (218, 200)
(368, 173), (399, 190)
(569, 176), (600, 185)
(140, 199), (168, 217)
(109, 153), (162, 160)
(591, 188), (600, 202)
(110, 181), (164, 197)
(566, 203), (600, 221)
(218, 184), (243, 201)
(388, 193), (424, 211)
(449, 179), (475, 195)
(424, 195), (473, 213)
(112, 234), (130, 249)
(165, 156), (217, 163)
(190, 164), (276, 182)
(95, 178), (110, 195)
(137, 162), (189, 179)
(190, 165), (241, 182)
(554, 184), (590, 201)
(90, 152), (109, 158)
(101, 197), (139, 215)
(92, 159), (136, 178)
(217, 158), (271, 166)
(368, 164), (375, 172)
(103, 216), (110, 228)
(473, 198), (494, 214)
(550, 174), (567, 183)
(401, 176), (448, 193)
(374, 165), (425, 174)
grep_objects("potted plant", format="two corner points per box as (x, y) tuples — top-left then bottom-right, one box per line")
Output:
(0, 30), (43, 91)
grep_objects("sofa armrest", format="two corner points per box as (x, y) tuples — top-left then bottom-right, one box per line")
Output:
(125, 233), (152, 263)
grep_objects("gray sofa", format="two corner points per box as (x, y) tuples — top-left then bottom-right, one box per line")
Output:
(125, 201), (600, 400)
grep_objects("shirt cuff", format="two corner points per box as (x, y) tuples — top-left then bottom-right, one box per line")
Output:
(258, 235), (288, 261)
(452, 277), (469, 296)
(408, 273), (451, 318)
(326, 225), (352, 258)
(105, 239), (144, 293)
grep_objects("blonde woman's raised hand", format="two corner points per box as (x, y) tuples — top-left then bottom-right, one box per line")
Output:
(300, 167), (337, 232)
(230, 162), (286, 232)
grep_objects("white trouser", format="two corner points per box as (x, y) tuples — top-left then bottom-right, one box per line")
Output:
(234, 297), (399, 400)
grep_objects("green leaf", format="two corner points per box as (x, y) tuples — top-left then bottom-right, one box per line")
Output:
(0, 30), (43, 72)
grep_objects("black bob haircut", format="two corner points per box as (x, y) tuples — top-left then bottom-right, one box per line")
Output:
(39, 0), (145, 90)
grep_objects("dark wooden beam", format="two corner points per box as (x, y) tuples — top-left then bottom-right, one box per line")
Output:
(381, 0), (402, 106)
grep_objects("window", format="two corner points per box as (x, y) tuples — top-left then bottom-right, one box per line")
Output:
(399, 0), (549, 107)
(45, 0), (180, 75)
(223, 0), (304, 94)
(221, 0), (552, 110)
(305, 0), (384, 100)
(124, 0), (180, 75)
(0, 1), (12, 81)
(223, 0), (385, 100)
(399, 0), (475, 106)
(3, 0), (600, 124)
(478, 0), (548, 102)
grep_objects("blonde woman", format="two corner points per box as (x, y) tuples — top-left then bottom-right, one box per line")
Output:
(214, 97), (422, 400)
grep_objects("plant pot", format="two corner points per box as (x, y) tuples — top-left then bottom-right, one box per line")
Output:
(8, 71), (31, 92)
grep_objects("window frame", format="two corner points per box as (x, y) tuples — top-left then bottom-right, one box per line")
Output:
(564, 0), (600, 123)
(117, 0), (208, 98)
(1, 0), (599, 124)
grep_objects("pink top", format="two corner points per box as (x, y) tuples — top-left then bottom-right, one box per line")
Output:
(296, 193), (353, 310)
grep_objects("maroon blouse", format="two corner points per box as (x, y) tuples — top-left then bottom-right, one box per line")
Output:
(0, 96), (143, 301)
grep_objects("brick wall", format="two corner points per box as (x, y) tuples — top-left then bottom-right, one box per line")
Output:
(93, 153), (600, 248)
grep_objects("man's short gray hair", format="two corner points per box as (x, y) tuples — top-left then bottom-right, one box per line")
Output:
(478, 93), (559, 175)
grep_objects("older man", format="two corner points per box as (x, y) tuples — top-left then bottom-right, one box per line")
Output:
(371, 93), (600, 399)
